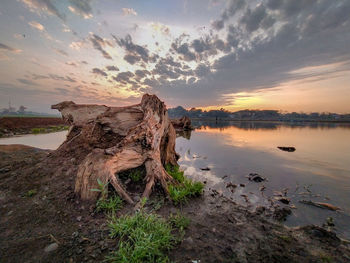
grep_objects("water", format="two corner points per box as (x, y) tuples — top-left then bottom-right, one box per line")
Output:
(0, 131), (68, 150)
(1, 122), (349, 238)
(176, 121), (350, 239)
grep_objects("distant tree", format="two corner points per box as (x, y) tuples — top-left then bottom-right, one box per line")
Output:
(18, 105), (27, 114)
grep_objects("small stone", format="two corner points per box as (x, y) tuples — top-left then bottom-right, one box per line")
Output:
(44, 243), (59, 253)
(77, 216), (82, 221)
(133, 195), (140, 202)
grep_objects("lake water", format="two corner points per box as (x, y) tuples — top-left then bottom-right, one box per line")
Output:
(176, 121), (350, 239)
(1, 122), (349, 238)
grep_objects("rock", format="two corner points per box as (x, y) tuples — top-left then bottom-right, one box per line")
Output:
(133, 195), (140, 202)
(248, 173), (266, 182)
(76, 216), (82, 222)
(277, 197), (290, 204)
(0, 167), (10, 173)
(273, 207), (292, 221)
(277, 146), (296, 152)
(44, 243), (59, 253)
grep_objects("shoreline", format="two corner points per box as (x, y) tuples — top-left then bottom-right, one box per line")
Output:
(0, 144), (349, 262)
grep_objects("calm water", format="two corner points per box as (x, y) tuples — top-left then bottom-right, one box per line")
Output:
(1, 122), (349, 238)
(176, 121), (350, 239)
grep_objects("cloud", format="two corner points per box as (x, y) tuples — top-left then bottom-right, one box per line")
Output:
(113, 34), (150, 64)
(211, 0), (245, 30)
(53, 48), (68, 56)
(0, 43), (22, 53)
(122, 8), (137, 16)
(240, 4), (268, 32)
(69, 41), (84, 50)
(28, 21), (45, 31)
(65, 61), (77, 66)
(20, 0), (65, 20)
(89, 34), (113, 59)
(31, 73), (77, 82)
(17, 78), (37, 86)
(68, 0), (93, 19)
(106, 65), (119, 71)
(92, 68), (108, 77)
(113, 71), (135, 84)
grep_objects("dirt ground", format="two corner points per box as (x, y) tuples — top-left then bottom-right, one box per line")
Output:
(0, 117), (65, 137)
(1, 144), (350, 263)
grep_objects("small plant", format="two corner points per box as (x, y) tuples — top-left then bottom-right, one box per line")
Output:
(90, 178), (108, 201)
(166, 164), (204, 204)
(96, 195), (123, 214)
(107, 209), (174, 263)
(31, 127), (46, 134)
(118, 167), (145, 183)
(26, 189), (37, 197)
(168, 212), (190, 242)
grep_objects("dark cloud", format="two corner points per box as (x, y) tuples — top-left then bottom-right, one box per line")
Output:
(53, 48), (68, 56)
(211, 0), (245, 30)
(113, 34), (150, 64)
(135, 69), (150, 78)
(106, 65), (119, 71)
(68, 0), (93, 18)
(20, 0), (66, 21)
(113, 71), (135, 84)
(92, 68), (108, 77)
(171, 42), (196, 61)
(150, 0), (350, 108)
(240, 4), (268, 32)
(89, 34), (113, 60)
(17, 78), (37, 86)
(194, 64), (211, 77)
(0, 42), (21, 53)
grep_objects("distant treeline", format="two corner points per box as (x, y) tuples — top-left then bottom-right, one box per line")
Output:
(168, 106), (350, 122)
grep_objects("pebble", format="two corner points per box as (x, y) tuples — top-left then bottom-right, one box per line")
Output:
(76, 216), (82, 222)
(44, 243), (59, 253)
(0, 167), (10, 173)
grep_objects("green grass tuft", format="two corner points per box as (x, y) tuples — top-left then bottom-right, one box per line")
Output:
(96, 195), (123, 214)
(26, 189), (37, 197)
(168, 212), (190, 230)
(107, 210), (174, 263)
(166, 164), (204, 205)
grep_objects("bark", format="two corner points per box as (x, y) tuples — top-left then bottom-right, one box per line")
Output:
(171, 116), (193, 131)
(51, 94), (178, 205)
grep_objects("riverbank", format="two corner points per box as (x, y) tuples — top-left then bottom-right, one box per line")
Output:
(0, 117), (67, 138)
(1, 144), (349, 262)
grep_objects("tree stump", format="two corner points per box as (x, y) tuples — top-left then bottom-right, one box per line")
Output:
(52, 94), (179, 205)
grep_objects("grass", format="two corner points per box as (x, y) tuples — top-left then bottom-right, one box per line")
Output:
(118, 167), (145, 183)
(31, 125), (68, 134)
(26, 189), (37, 197)
(91, 179), (123, 214)
(166, 164), (204, 205)
(97, 195), (123, 214)
(107, 204), (175, 263)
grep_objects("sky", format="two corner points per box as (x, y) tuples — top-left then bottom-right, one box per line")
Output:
(0, 0), (350, 114)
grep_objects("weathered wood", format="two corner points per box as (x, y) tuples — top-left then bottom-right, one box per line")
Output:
(52, 94), (178, 205)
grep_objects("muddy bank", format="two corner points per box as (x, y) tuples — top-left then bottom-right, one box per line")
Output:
(0, 145), (350, 262)
(0, 117), (66, 137)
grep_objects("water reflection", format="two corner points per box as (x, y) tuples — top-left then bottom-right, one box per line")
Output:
(176, 121), (350, 239)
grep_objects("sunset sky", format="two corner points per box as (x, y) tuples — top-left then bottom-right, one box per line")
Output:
(0, 0), (349, 113)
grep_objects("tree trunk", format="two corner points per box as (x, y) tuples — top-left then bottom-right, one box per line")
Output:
(51, 94), (178, 205)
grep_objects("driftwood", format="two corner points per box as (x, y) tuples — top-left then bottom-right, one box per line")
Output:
(171, 116), (193, 131)
(299, 200), (341, 211)
(52, 94), (179, 205)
